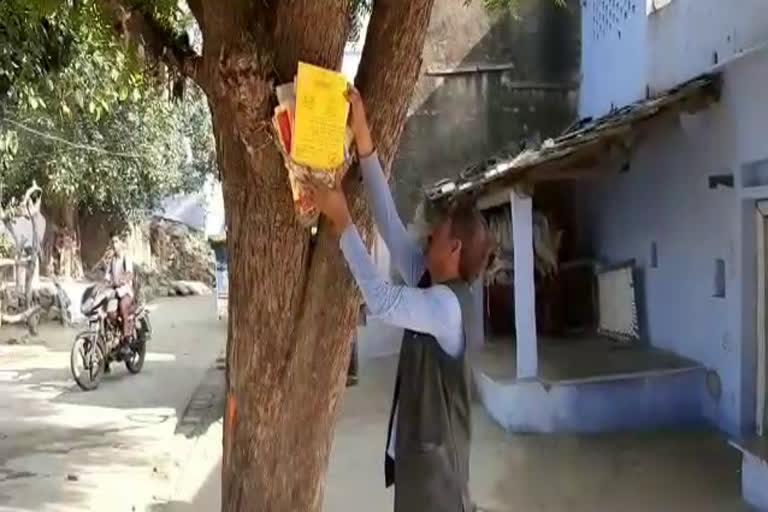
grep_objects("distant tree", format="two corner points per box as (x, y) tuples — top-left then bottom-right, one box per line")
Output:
(0, 0), (214, 276)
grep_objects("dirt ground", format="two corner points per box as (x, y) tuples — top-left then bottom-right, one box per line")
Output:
(0, 298), (754, 512)
(325, 356), (753, 512)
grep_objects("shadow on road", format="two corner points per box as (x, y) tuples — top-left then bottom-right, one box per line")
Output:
(0, 296), (226, 511)
(1, 359), (207, 421)
(174, 365), (226, 439)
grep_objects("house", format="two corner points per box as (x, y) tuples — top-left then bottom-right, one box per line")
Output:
(354, 0), (581, 360)
(424, 0), (768, 509)
(391, 0), (580, 224)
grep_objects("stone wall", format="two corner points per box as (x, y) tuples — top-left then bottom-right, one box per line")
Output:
(392, 0), (581, 222)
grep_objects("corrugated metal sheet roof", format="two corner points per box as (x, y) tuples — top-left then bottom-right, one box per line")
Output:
(424, 73), (722, 204)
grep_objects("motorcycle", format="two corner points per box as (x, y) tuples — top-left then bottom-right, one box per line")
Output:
(70, 282), (152, 391)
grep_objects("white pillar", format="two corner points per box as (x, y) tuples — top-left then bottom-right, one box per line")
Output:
(511, 188), (538, 378)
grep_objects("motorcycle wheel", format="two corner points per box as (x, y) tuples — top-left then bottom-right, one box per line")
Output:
(125, 337), (146, 374)
(71, 335), (105, 391)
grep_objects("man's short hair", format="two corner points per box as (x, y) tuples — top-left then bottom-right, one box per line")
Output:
(445, 201), (494, 282)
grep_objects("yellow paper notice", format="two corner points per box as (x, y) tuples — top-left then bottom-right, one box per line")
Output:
(291, 62), (348, 170)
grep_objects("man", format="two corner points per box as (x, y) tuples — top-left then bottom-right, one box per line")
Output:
(308, 87), (494, 512)
(105, 232), (135, 355)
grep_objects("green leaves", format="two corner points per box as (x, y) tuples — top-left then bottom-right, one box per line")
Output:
(1, 0), (144, 122)
(2, 87), (212, 218)
(0, 131), (19, 155)
(0, 130), (19, 173)
(0, 0), (215, 219)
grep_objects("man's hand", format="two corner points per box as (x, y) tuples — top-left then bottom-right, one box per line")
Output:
(305, 178), (352, 235)
(346, 85), (374, 158)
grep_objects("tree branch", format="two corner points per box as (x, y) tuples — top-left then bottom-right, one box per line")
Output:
(355, 0), (436, 167)
(96, 0), (203, 85)
(271, 1), (351, 82)
(339, 0), (435, 251)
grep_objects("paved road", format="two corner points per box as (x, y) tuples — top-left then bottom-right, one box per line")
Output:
(0, 296), (225, 512)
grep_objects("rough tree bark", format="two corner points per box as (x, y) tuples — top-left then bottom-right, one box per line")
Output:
(98, 0), (435, 510)
(42, 197), (83, 279)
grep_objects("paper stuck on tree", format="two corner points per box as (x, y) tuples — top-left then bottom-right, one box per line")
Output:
(291, 62), (348, 170)
(271, 70), (355, 227)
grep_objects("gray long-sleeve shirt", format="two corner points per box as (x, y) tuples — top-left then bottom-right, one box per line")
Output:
(338, 152), (464, 458)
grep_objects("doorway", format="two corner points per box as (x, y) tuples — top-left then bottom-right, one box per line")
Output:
(755, 201), (768, 436)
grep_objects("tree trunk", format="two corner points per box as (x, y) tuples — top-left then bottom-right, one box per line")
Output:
(43, 197), (83, 279)
(195, 2), (437, 510)
(103, 0), (435, 509)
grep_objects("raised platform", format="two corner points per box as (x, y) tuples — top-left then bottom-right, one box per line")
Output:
(730, 437), (768, 511)
(472, 336), (711, 433)
(475, 336), (701, 382)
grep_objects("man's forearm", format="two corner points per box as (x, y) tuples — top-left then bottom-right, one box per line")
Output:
(338, 224), (462, 354)
(355, 127), (374, 158)
(359, 153), (424, 285)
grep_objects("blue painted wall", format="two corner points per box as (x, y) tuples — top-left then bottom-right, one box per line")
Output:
(572, 51), (768, 436)
(741, 449), (768, 510)
(473, 368), (713, 434)
(573, 117), (740, 432)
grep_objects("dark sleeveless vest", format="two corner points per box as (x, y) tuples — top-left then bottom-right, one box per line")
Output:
(384, 273), (478, 512)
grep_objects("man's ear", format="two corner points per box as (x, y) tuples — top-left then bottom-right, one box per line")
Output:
(452, 238), (462, 255)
